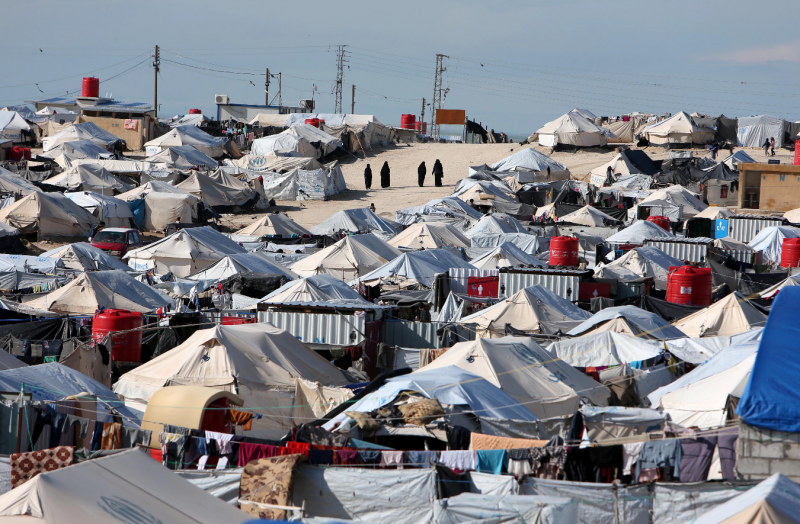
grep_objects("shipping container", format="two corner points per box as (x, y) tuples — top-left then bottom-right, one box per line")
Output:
(498, 268), (590, 301)
(643, 237), (713, 264)
(257, 311), (366, 346)
(728, 215), (784, 243)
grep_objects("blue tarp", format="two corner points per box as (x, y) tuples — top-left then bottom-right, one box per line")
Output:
(737, 287), (800, 432)
(128, 198), (145, 229)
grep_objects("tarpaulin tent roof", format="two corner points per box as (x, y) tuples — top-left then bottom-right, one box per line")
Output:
(396, 197), (484, 229)
(353, 249), (474, 289)
(570, 108), (597, 119)
(0, 166), (41, 195)
(186, 252), (296, 281)
(701, 162), (738, 182)
(0, 254), (63, 273)
(324, 365), (541, 431)
(568, 306), (686, 339)
(260, 273), (377, 308)
(783, 207), (800, 223)
(388, 222), (470, 250)
(469, 242), (545, 270)
(695, 206), (736, 220)
(536, 112), (608, 147)
(257, 166), (346, 201)
(605, 220), (675, 244)
(721, 150), (756, 170)
(420, 336), (610, 419)
(748, 226), (800, 264)
(605, 119), (635, 143)
(144, 145), (218, 169)
(38, 139), (114, 162)
(27, 270), (170, 314)
(0, 191), (98, 237)
(452, 179), (517, 204)
(251, 124), (342, 159)
(64, 191), (134, 228)
(124, 226), (246, 277)
(291, 234), (401, 281)
(114, 322), (352, 438)
(547, 331), (664, 367)
(559, 205), (622, 227)
(471, 232), (543, 254)
(42, 122), (122, 153)
(236, 213), (310, 237)
(595, 246), (682, 288)
(283, 113), (387, 127)
(120, 192), (200, 233)
(737, 115), (787, 148)
(0, 448), (250, 523)
(117, 180), (194, 201)
(44, 164), (132, 195)
(649, 341), (758, 428)
(165, 113), (213, 127)
(175, 172), (257, 208)
(433, 493), (577, 524)
(0, 270), (64, 294)
(465, 214), (529, 237)
(658, 328), (762, 364)
(672, 292), (768, 338)
(461, 285), (592, 338)
(41, 242), (132, 271)
(310, 208), (401, 237)
(1, 106), (36, 119)
(758, 272), (800, 298)
(144, 125), (227, 158)
(228, 153), (322, 174)
(640, 185), (708, 218)
(0, 111), (32, 142)
(590, 150), (660, 178)
(644, 112), (714, 145)
(490, 148), (569, 179)
(737, 287), (800, 433)
(694, 473), (800, 524)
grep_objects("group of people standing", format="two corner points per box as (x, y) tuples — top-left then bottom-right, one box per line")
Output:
(363, 160), (444, 189)
(763, 137), (776, 157)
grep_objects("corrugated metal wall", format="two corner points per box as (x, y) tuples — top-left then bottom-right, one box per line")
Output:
(728, 218), (783, 243)
(644, 241), (709, 263)
(718, 249), (757, 265)
(257, 311), (365, 345)
(382, 320), (475, 349)
(498, 272), (580, 301)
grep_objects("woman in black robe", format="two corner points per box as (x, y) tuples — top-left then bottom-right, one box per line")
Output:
(380, 161), (390, 188)
(364, 164), (372, 189)
(433, 159), (444, 187)
(417, 161), (427, 187)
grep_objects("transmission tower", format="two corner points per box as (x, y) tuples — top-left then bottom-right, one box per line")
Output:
(334, 45), (348, 113)
(431, 54), (448, 139)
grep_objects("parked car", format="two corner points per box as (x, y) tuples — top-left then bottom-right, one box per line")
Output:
(90, 228), (143, 258)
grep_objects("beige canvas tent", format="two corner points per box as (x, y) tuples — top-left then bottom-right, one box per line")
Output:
(236, 213), (311, 237)
(672, 292), (768, 337)
(0, 192), (98, 238)
(419, 336), (610, 419)
(44, 164), (132, 195)
(291, 234), (401, 281)
(536, 111), (608, 147)
(460, 285), (592, 338)
(388, 222), (470, 250)
(559, 205), (621, 226)
(644, 112), (715, 145)
(117, 181), (202, 232)
(605, 119), (635, 143)
(175, 172), (257, 209)
(113, 322), (354, 439)
(693, 473), (800, 524)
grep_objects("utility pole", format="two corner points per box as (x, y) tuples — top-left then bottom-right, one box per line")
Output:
(278, 73), (282, 108)
(431, 54), (448, 139)
(265, 68), (270, 106)
(152, 45), (160, 118)
(351, 84), (355, 114)
(334, 45), (347, 114)
(420, 97), (426, 135)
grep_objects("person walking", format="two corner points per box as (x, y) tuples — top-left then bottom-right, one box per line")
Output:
(380, 161), (391, 188)
(364, 164), (372, 189)
(770, 137), (776, 156)
(417, 161), (427, 187)
(433, 159), (444, 187)
(764, 138), (771, 157)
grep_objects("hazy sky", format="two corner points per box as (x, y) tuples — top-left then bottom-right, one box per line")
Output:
(3, 0), (800, 134)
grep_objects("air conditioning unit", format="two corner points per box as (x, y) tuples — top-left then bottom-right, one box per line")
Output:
(299, 99), (315, 111)
(215, 94), (229, 105)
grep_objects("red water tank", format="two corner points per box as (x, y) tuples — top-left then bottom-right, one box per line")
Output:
(549, 236), (580, 267)
(7, 147), (30, 161)
(666, 266), (712, 306)
(304, 118), (320, 128)
(415, 121), (428, 134)
(188, 108), (202, 114)
(781, 238), (800, 268)
(92, 309), (143, 361)
(82, 77), (99, 98)
(647, 215), (671, 231)
(795, 140), (800, 166)
(401, 114), (416, 130)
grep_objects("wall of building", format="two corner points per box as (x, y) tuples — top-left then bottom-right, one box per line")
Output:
(738, 164), (800, 211)
(217, 104), (307, 122)
(737, 421), (800, 483)
(706, 179), (739, 207)
(76, 115), (154, 151)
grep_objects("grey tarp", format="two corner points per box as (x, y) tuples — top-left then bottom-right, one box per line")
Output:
(41, 242), (132, 271)
(567, 306), (686, 339)
(175, 468), (243, 505)
(433, 494), (578, 524)
(311, 208), (401, 237)
(144, 145), (218, 169)
(396, 197), (483, 228)
(471, 233), (545, 254)
(352, 249), (475, 289)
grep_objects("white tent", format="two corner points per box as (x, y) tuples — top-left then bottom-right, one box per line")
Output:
(353, 249), (475, 289)
(186, 252), (297, 281)
(260, 273), (373, 308)
(759, 273), (800, 298)
(460, 285), (592, 338)
(117, 181), (202, 232)
(672, 292), (768, 338)
(594, 246), (683, 288)
(41, 242), (132, 271)
(0, 167), (42, 195)
(420, 336), (610, 419)
(388, 222), (470, 250)
(144, 145), (218, 169)
(471, 232), (543, 255)
(464, 214), (529, 237)
(258, 166), (346, 201)
(0, 111), (32, 142)
(605, 220), (675, 245)
(251, 124), (342, 159)
(0, 191), (98, 237)
(1, 106), (36, 119)
(605, 119), (635, 143)
(547, 331), (663, 368)
(737, 115), (787, 148)
(144, 125), (227, 157)
(64, 191), (135, 228)
(310, 208), (400, 237)
(559, 205), (621, 227)
(489, 148), (570, 181)
(38, 139), (115, 165)
(644, 112), (714, 145)
(589, 151), (659, 180)
(568, 306), (686, 340)
(0, 449), (250, 523)
(452, 180), (517, 204)
(27, 270), (171, 314)
(236, 213), (310, 237)
(695, 206), (735, 220)
(694, 473), (800, 524)
(638, 185), (709, 218)
(114, 322), (353, 438)
(536, 112), (609, 147)
(124, 226), (246, 277)
(176, 172), (258, 209)
(396, 197), (484, 229)
(44, 164), (132, 195)
(748, 226), (800, 264)
(469, 242), (545, 269)
(41, 122), (122, 153)
(291, 234), (401, 281)
(165, 113), (213, 127)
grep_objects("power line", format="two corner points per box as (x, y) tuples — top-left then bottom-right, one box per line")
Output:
(0, 52), (151, 90)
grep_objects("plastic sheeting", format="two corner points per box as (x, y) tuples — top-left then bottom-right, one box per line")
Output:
(605, 221), (675, 245)
(568, 306), (686, 340)
(291, 234), (400, 281)
(470, 242), (545, 269)
(396, 197), (483, 228)
(433, 493), (578, 524)
(546, 331), (663, 367)
(251, 124), (342, 159)
(389, 222), (471, 250)
(737, 115), (786, 148)
(175, 468), (243, 505)
(311, 208), (400, 237)
(490, 148), (569, 179)
(471, 233), (544, 254)
(144, 125), (227, 158)
(748, 226), (800, 264)
(292, 464), (435, 524)
(64, 191), (134, 228)
(594, 247), (683, 288)
(353, 249), (475, 289)
(41, 122), (121, 153)
(0, 254), (63, 273)
(41, 242), (132, 271)
(187, 253), (295, 281)
(660, 328), (763, 364)
(144, 145), (218, 169)
(693, 474), (798, 524)
(44, 164), (132, 195)
(261, 273), (375, 308)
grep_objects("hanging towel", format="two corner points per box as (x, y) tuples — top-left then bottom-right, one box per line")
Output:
(476, 449), (507, 475)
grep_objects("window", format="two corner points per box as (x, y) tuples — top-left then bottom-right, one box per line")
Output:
(93, 231), (126, 243)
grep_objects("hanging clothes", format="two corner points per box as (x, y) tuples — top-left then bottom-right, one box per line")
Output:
(634, 440), (683, 481)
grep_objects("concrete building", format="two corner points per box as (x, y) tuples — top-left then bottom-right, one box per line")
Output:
(738, 163), (800, 212)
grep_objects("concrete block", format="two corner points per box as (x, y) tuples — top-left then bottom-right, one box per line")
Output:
(784, 444), (800, 460)
(770, 459), (800, 477)
(738, 457), (770, 476)
(752, 442), (785, 459)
